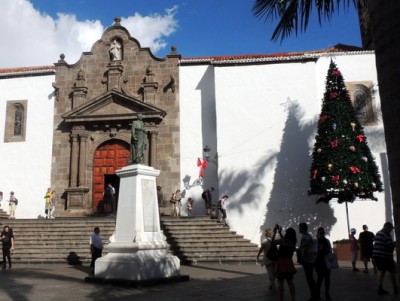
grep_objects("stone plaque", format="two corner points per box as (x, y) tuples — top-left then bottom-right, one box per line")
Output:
(141, 179), (156, 232)
(69, 194), (83, 207)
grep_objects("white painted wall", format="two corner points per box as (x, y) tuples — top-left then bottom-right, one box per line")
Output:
(0, 75), (55, 218)
(179, 53), (390, 245)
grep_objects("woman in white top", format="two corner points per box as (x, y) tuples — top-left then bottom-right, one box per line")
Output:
(257, 228), (276, 289)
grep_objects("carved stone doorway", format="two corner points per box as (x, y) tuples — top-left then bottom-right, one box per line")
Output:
(92, 140), (130, 212)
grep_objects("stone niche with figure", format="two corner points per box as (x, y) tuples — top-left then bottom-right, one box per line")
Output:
(50, 17), (181, 216)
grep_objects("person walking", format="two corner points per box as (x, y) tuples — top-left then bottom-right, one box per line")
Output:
(201, 187), (214, 215)
(273, 226), (297, 301)
(298, 222), (318, 301)
(103, 183), (114, 214)
(1, 225), (14, 269)
(217, 195), (229, 227)
(89, 227), (103, 274)
(358, 224), (376, 273)
(372, 222), (398, 295)
(187, 198), (194, 216)
(257, 228), (276, 290)
(50, 190), (57, 219)
(315, 227), (332, 301)
(172, 189), (182, 217)
(349, 228), (360, 271)
(7, 192), (18, 219)
(44, 188), (52, 218)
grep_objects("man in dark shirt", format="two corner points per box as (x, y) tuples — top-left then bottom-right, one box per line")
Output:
(202, 187), (214, 215)
(1, 225), (14, 269)
(299, 222), (318, 301)
(358, 224), (376, 273)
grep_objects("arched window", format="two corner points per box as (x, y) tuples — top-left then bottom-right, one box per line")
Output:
(345, 82), (376, 125)
(4, 100), (27, 142)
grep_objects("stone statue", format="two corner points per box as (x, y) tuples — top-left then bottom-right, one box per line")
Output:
(130, 113), (147, 164)
(109, 39), (122, 61)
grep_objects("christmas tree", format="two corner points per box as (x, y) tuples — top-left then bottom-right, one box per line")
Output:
(309, 61), (383, 204)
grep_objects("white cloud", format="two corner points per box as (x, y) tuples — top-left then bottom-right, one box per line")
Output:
(122, 6), (179, 53)
(0, 0), (179, 68)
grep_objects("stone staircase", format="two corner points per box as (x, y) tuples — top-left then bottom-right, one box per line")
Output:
(2, 218), (116, 264)
(0, 208), (10, 219)
(0, 216), (259, 265)
(160, 216), (259, 264)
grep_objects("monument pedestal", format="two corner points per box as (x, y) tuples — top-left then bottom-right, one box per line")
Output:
(95, 164), (180, 281)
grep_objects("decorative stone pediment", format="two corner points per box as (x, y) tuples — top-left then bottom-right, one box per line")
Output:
(62, 90), (166, 124)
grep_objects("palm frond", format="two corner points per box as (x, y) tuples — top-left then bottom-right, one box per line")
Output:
(271, 0), (299, 42)
(252, 0), (358, 42)
(252, 0), (285, 21)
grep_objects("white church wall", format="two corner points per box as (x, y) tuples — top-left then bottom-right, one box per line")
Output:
(180, 53), (390, 246)
(0, 74), (55, 218)
(214, 61), (321, 244)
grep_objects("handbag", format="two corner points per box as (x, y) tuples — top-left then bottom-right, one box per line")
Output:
(324, 252), (339, 269)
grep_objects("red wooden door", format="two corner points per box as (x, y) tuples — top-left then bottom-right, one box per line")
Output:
(92, 140), (130, 212)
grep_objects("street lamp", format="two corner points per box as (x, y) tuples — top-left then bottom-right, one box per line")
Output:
(203, 145), (211, 161)
(203, 145), (218, 166)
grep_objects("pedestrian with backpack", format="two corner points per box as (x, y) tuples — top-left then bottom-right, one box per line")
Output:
(217, 195), (229, 227)
(257, 228), (277, 289)
(7, 192), (18, 219)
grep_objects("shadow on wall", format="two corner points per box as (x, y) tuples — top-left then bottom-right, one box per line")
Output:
(198, 66), (218, 191)
(216, 102), (337, 242)
(263, 102), (337, 238)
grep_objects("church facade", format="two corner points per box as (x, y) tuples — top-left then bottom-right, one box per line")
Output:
(0, 19), (390, 243)
(51, 17), (180, 215)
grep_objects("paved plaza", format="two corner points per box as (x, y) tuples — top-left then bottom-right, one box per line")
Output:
(0, 262), (397, 301)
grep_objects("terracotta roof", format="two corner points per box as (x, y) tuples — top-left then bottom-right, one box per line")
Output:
(180, 44), (372, 64)
(0, 44), (371, 75)
(0, 65), (55, 77)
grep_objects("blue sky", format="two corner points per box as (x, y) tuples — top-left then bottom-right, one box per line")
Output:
(0, 0), (361, 68)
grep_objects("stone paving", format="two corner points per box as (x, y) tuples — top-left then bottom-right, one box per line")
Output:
(0, 262), (398, 301)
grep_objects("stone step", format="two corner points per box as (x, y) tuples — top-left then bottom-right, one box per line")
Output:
(0, 217), (258, 264)
(160, 217), (258, 264)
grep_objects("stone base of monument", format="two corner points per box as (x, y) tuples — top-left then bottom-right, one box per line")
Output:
(93, 243), (181, 281)
(90, 164), (182, 283)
